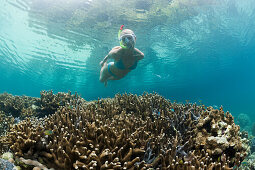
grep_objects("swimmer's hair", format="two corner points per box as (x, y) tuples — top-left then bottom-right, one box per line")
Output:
(120, 29), (135, 36)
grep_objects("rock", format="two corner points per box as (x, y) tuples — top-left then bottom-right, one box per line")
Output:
(1, 152), (13, 160)
(0, 158), (15, 170)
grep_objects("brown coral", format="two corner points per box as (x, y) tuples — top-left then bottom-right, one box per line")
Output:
(0, 93), (40, 118)
(0, 90), (86, 119)
(1, 92), (250, 169)
(193, 106), (249, 167)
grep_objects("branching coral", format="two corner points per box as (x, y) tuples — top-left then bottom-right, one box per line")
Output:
(0, 111), (14, 137)
(0, 91), (86, 119)
(39, 90), (85, 117)
(1, 92), (250, 169)
(0, 93), (40, 118)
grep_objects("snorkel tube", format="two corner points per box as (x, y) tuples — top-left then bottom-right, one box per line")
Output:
(118, 25), (128, 49)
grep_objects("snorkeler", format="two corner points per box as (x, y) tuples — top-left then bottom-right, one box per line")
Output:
(99, 25), (144, 86)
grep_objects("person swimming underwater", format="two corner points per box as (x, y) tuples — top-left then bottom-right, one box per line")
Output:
(99, 25), (144, 86)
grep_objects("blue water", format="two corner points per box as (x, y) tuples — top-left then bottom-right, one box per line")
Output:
(0, 0), (255, 124)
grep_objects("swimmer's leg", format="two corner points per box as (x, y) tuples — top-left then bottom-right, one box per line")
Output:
(99, 62), (116, 86)
(104, 75), (116, 86)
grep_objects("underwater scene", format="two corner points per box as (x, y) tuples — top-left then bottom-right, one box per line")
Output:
(0, 0), (255, 169)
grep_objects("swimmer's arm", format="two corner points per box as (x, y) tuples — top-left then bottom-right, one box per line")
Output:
(100, 54), (112, 66)
(134, 48), (144, 60)
(100, 47), (121, 66)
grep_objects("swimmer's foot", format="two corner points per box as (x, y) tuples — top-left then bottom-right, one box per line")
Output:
(104, 81), (108, 87)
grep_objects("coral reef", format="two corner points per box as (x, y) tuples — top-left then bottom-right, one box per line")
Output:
(194, 106), (249, 167)
(0, 92), (249, 169)
(0, 111), (14, 137)
(250, 137), (255, 153)
(235, 113), (252, 133)
(0, 93), (40, 118)
(238, 152), (255, 170)
(252, 122), (255, 136)
(0, 90), (85, 118)
(0, 90), (85, 154)
(39, 90), (85, 117)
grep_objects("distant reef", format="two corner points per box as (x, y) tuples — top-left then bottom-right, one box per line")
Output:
(0, 91), (252, 169)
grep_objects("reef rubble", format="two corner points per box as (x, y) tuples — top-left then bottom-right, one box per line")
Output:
(0, 91), (250, 169)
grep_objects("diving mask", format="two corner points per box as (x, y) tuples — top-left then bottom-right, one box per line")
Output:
(119, 34), (136, 48)
(118, 25), (136, 49)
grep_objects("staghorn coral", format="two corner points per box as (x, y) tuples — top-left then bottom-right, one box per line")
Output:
(0, 91), (86, 119)
(0, 111), (15, 137)
(0, 111), (15, 154)
(0, 93), (41, 118)
(39, 90), (85, 117)
(0, 90), (85, 155)
(1, 92), (250, 169)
